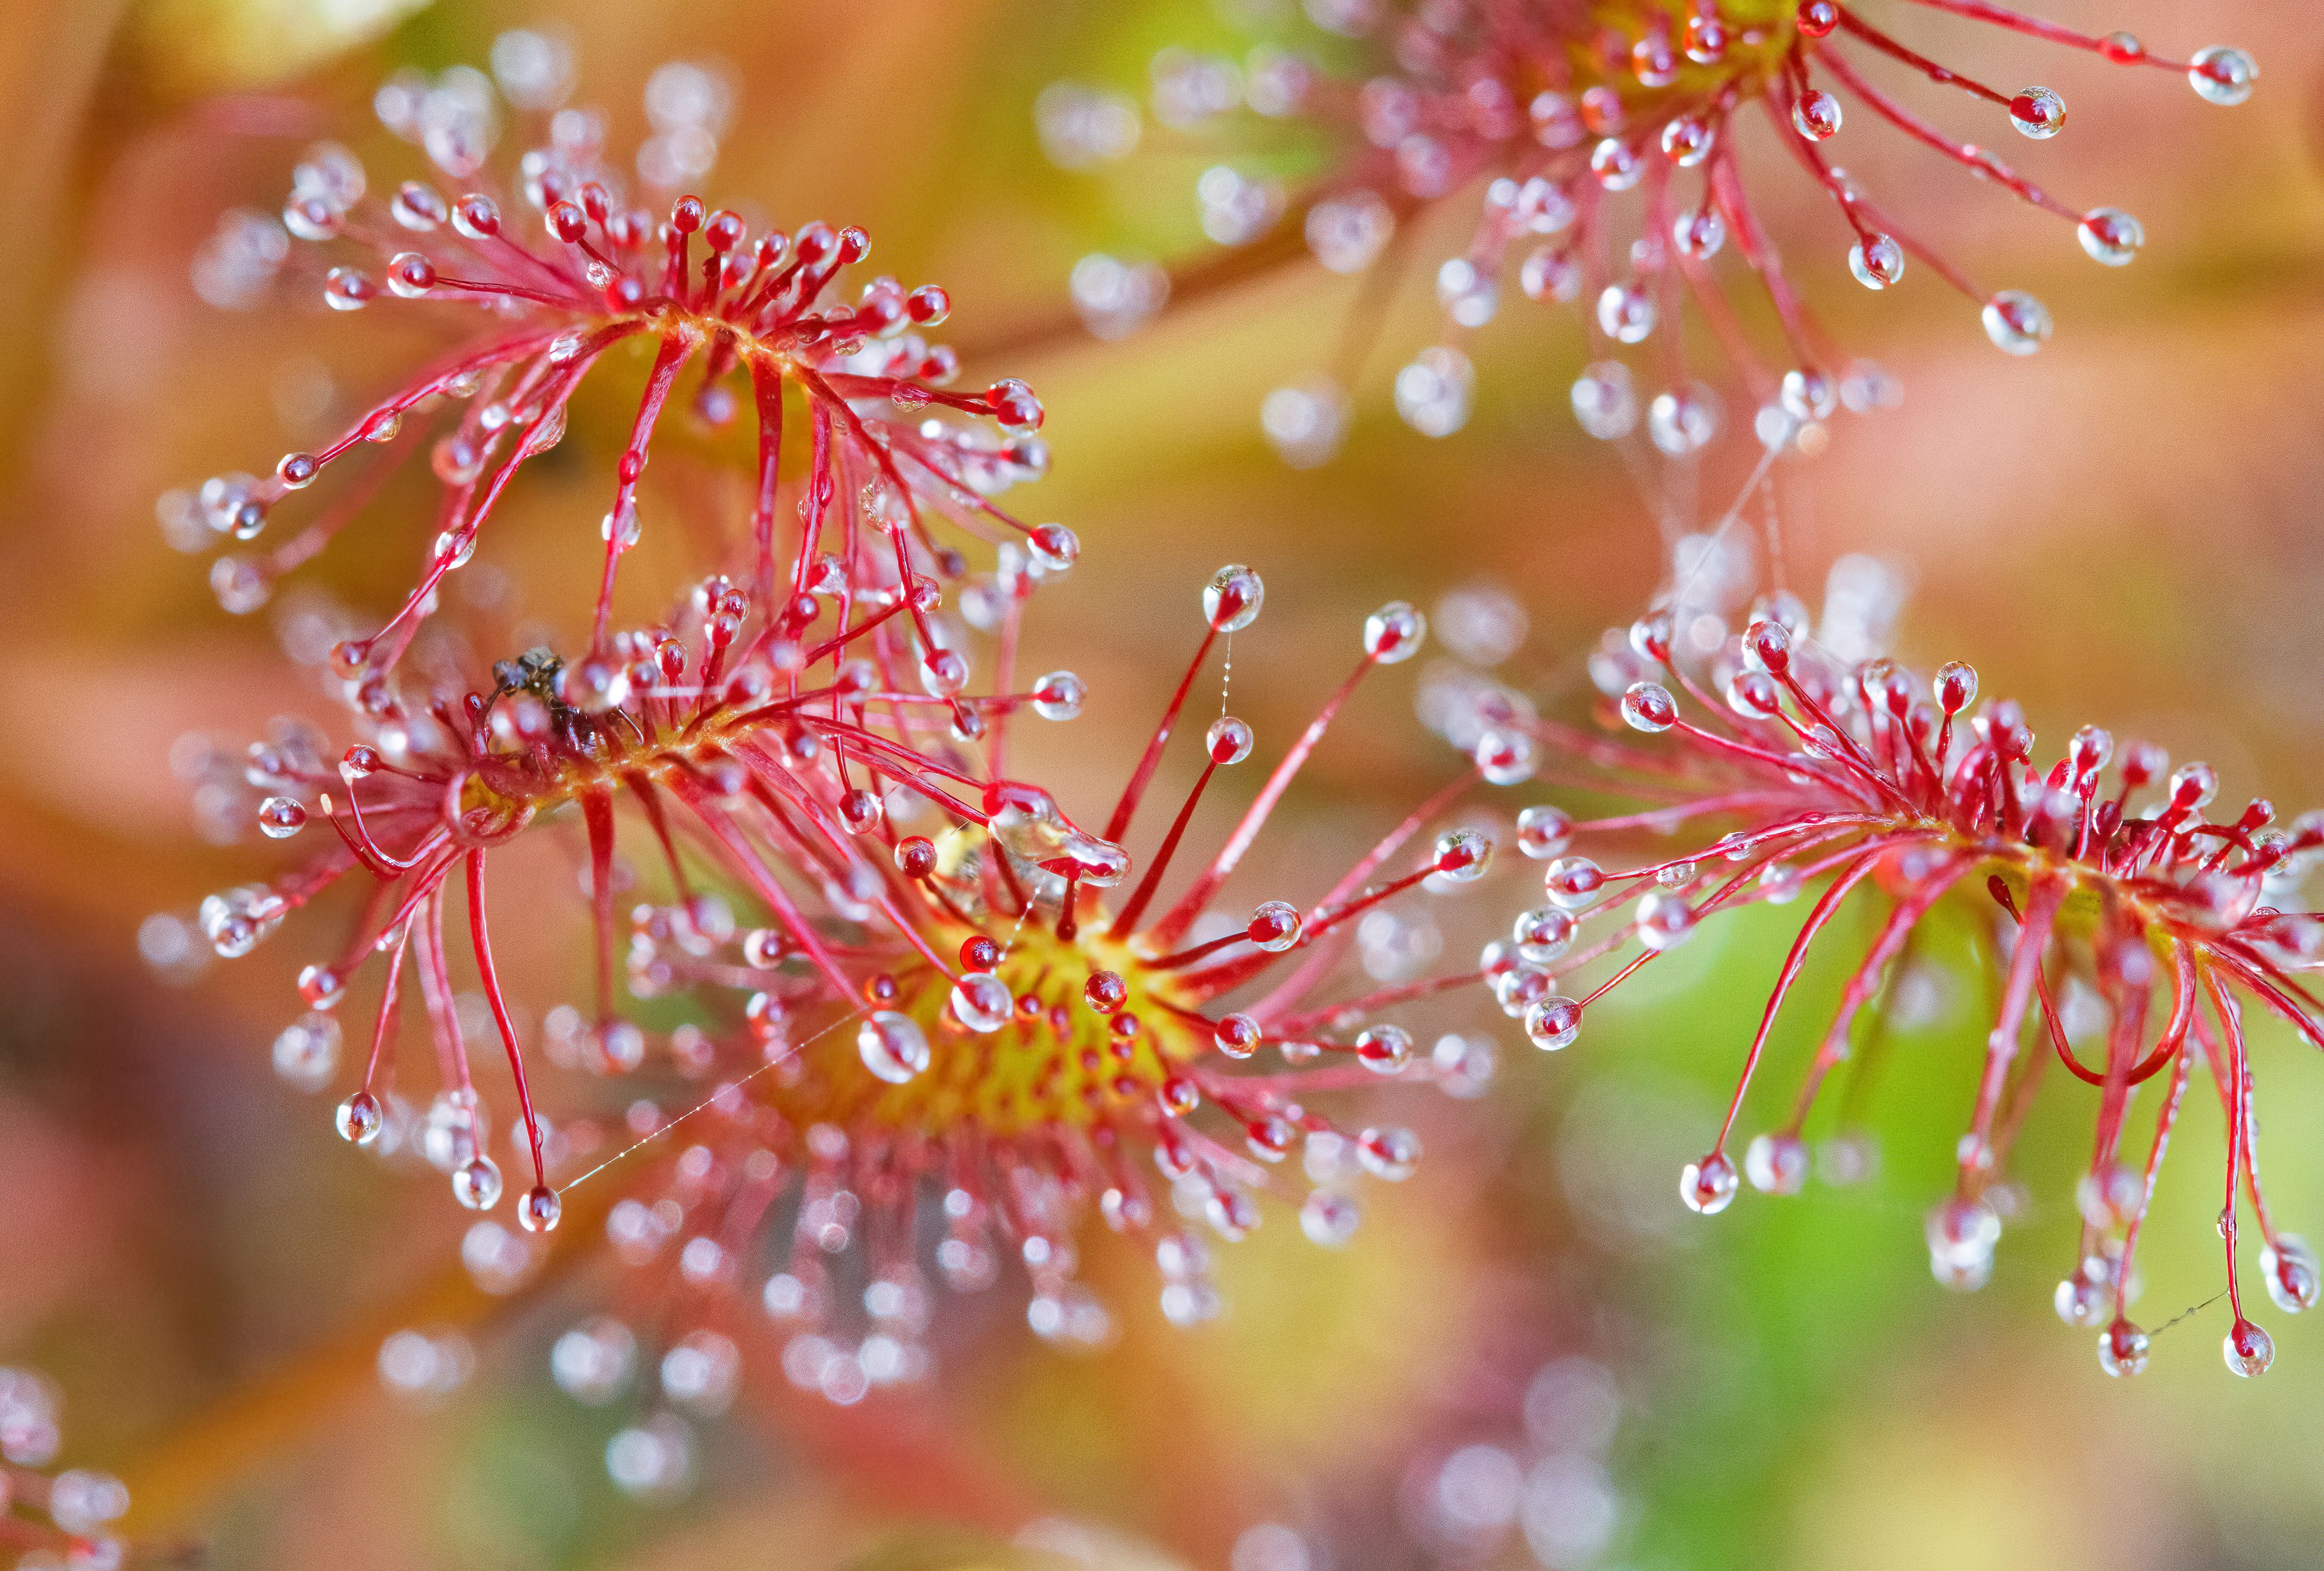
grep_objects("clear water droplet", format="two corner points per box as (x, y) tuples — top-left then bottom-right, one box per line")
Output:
(1981, 290), (2051, 355)
(950, 973), (1012, 1034)
(2187, 46), (2256, 107)
(1679, 1151), (1738, 1213)
(2077, 207), (2143, 266)
(1848, 234), (1905, 290)
(858, 1011), (931, 1081)
(2007, 85), (2065, 138)
(1744, 1132), (1808, 1195)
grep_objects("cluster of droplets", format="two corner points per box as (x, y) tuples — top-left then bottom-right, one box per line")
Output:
(170, 30), (1067, 678)
(172, 534), (1518, 1451)
(1044, 2), (2253, 463)
(1421, 556), (2324, 1378)
(219, 675), (1065, 1455)
(517, 567), (1515, 1428)
(523, 969), (1161, 1438)
(0, 1369), (133, 1568)
(177, 529), (1092, 1244)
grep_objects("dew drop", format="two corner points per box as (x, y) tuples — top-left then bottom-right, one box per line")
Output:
(1543, 856), (1604, 911)
(1158, 1074), (1201, 1117)
(1588, 137), (1640, 191)
(1300, 1190), (1361, 1247)
(1631, 32), (1678, 88)
(1246, 899), (1304, 952)
(2169, 761), (2218, 812)
(1647, 387), (1718, 456)
(1980, 290), (2051, 355)
(2007, 85), (2065, 138)
(1435, 256), (1498, 328)
(1432, 828), (1492, 882)
(950, 973), (1013, 1034)
(453, 1154), (504, 1211)
(1660, 114), (1712, 167)
(1571, 360), (1637, 441)
(907, 284), (950, 325)
(299, 964), (345, 1009)
(1029, 522), (1079, 571)
(1214, 1013), (1262, 1058)
(452, 193), (501, 240)
(2261, 1234), (2320, 1313)
(1780, 368), (1837, 422)
(1516, 807), (1574, 860)
(392, 181), (447, 230)
(2076, 207), (2143, 266)
(1259, 379), (1349, 468)
(1744, 1132), (1807, 1195)
(838, 789), (883, 836)
(1207, 1187), (1261, 1238)
(1524, 995), (1581, 1051)
(1636, 890), (1695, 951)
(1393, 347), (1472, 437)
(272, 1012), (340, 1090)
(2054, 1259), (2111, 1327)
(2187, 46), (2256, 107)
(519, 1184), (562, 1233)
(2097, 1320), (2150, 1377)
(556, 656), (631, 713)
(1669, 206), (1724, 261)
(1848, 234), (1905, 290)
(385, 252), (436, 297)
(1621, 681), (1676, 733)
(1356, 1125), (1421, 1181)
(1679, 1150), (1738, 1213)
(432, 434), (485, 486)
(1513, 905), (1576, 964)
(1519, 246), (1580, 304)
(2223, 1318), (2275, 1377)
(1925, 1196), (2000, 1287)
(322, 267), (376, 311)
(986, 377), (1045, 431)
(1204, 564), (1265, 632)
(1355, 1025), (1413, 1074)
(1475, 728), (1536, 786)
(1032, 670), (1085, 722)
(858, 1010), (930, 1083)
(1596, 284), (1655, 344)
(1936, 660), (1978, 713)
(921, 646), (975, 701)
(335, 1089), (383, 1144)
(1758, 862), (1802, 904)
(1364, 600), (1427, 663)
(282, 195), (341, 242)
(1791, 90), (1841, 140)
(257, 796), (307, 838)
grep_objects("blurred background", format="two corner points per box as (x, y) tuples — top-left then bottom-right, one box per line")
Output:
(1, 0), (2321, 1567)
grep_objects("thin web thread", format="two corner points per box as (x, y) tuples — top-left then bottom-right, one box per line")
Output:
(1669, 437), (1785, 614)
(563, 820), (997, 1194)
(558, 1004), (865, 1196)
(2149, 1287), (2229, 1338)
